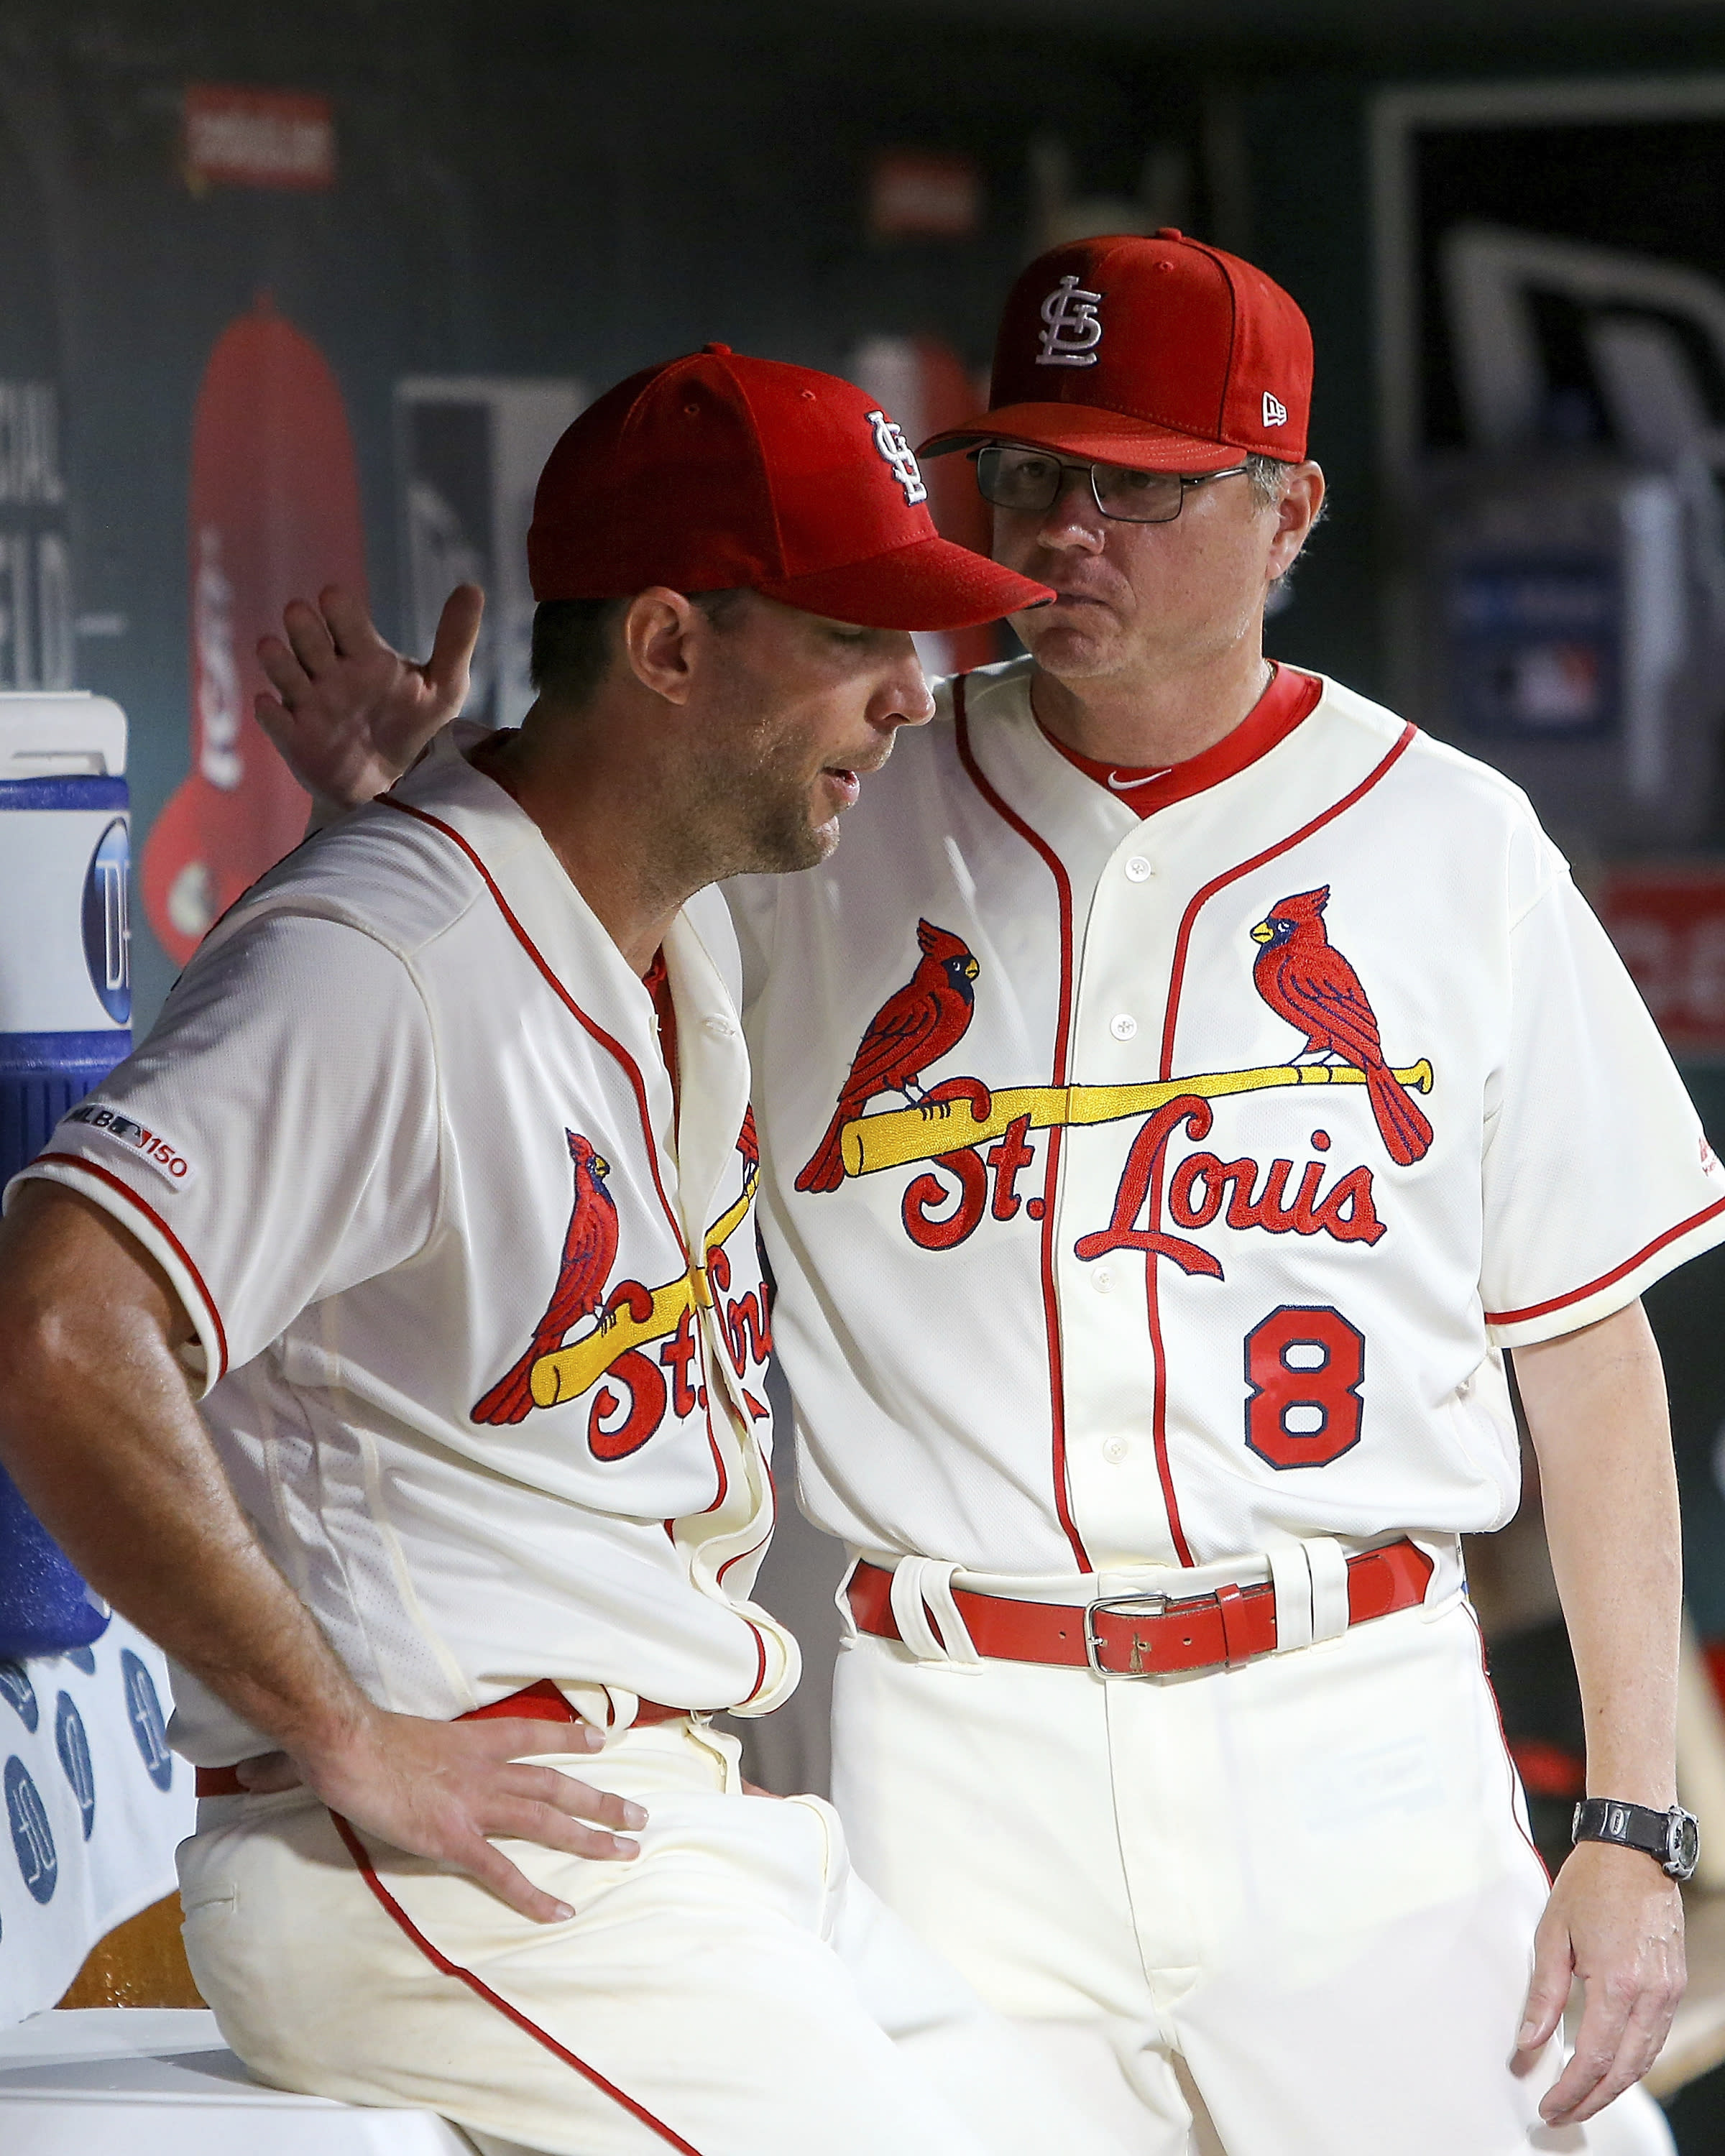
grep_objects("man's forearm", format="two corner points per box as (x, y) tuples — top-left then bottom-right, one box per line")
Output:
(0, 1181), (640, 1922)
(1514, 1299), (1680, 1805)
(0, 1183), (367, 1760)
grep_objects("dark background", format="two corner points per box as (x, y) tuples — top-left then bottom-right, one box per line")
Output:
(9, 0), (1725, 2132)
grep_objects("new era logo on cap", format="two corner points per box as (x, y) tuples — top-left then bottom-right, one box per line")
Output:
(1263, 392), (1288, 428)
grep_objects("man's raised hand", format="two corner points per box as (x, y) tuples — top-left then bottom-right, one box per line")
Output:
(256, 582), (484, 824)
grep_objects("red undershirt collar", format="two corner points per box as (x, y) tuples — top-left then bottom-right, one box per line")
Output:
(1036, 663), (1323, 819)
(642, 946), (680, 1113)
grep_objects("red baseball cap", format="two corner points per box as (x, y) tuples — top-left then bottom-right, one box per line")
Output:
(919, 232), (1313, 472)
(528, 345), (1052, 630)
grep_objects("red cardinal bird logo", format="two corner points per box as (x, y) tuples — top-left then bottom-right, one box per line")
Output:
(472, 1131), (621, 1424)
(796, 919), (980, 1194)
(1250, 886), (1433, 1167)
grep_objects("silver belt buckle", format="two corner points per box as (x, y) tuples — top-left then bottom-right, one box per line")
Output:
(1084, 1591), (1170, 1678)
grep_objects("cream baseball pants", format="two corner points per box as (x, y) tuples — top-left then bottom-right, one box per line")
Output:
(178, 1715), (1126, 2156)
(831, 1587), (1675, 2156)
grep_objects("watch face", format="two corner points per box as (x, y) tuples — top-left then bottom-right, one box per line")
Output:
(1669, 1812), (1701, 1880)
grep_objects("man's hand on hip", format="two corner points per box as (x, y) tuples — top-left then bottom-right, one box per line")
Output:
(256, 581), (484, 822)
(239, 1704), (647, 1925)
(1516, 1838), (1685, 2125)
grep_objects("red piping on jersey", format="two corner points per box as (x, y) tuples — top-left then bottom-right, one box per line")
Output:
(953, 676), (1091, 1572)
(379, 799), (688, 1261)
(692, 1319), (729, 1518)
(327, 1811), (707, 2155)
(1462, 1600), (1550, 1884)
(717, 1531), (772, 1586)
(1484, 1194), (1725, 1327)
(31, 1152), (231, 1382)
(740, 1616), (770, 1706)
(1141, 1146), (1191, 1565)
(1146, 722), (1420, 1565)
(382, 797), (738, 1521)
(1156, 725), (1419, 1082)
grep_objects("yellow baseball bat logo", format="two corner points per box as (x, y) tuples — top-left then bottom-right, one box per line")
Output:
(529, 1174), (757, 1409)
(840, 1061), (1435, 1179)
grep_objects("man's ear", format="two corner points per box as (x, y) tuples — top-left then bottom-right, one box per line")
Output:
(622, 588), (705, 706)
(1267, 463), (1325, 582)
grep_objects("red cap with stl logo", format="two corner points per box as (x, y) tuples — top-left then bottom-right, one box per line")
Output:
(528, 344), (1052, 629)
(919, 231), (1312, 471)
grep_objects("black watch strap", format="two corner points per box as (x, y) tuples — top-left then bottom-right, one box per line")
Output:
(1572, 1797), (1700, 1881)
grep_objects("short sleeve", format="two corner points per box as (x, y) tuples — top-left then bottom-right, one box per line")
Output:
(1480, 868), (1725, 1345)
(4, 911), (441, 1391)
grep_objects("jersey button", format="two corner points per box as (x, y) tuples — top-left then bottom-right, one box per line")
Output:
(1109, 1013), (1138, 1041)
(1124, 856), (1154, 882)
(703, 1016), (737, 1037)
(1090, 1266), (1113, 1294)
(1102, 1436), (1128, 1464)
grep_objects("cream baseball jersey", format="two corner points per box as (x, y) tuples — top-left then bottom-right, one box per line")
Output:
(732, 658), (1725, 1577)
(10, 725), (792, 1762)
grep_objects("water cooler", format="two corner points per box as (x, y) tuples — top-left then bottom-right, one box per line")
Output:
(0, 691), (132, 1657)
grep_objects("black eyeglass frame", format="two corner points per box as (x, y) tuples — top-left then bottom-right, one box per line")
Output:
(972, 442), (1251, 525)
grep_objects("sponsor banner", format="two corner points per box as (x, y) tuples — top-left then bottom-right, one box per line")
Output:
(141, 297), (368, 964)
(1598, 862), (1725, 1059)
(183, 84), (336, 193)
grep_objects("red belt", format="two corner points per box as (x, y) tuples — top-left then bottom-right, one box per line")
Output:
(847, 1539), (1433, 1679)
(194, 1679), (691, 1798)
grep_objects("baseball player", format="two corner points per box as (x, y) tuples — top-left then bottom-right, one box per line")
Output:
(257, 240), (1706, 2154)
(0, 348), (1122, 2156)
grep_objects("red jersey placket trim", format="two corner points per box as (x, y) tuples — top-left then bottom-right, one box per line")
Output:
(382, 799), (773, 1649)
(953, 676), (1092, 1572)
(1144, 722), (1420, 1564)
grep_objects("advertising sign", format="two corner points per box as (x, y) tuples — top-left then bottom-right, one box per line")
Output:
(141, 298), (367, 964)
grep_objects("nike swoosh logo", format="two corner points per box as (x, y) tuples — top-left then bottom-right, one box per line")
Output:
(1107, 768), (1172, 791)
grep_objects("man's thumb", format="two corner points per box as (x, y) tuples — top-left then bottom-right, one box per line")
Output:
(429, 584), (485, 699)
(1518, 1938), (1574, 2052)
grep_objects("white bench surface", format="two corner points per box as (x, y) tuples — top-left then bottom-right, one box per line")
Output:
(0, 2010), (472, 2150)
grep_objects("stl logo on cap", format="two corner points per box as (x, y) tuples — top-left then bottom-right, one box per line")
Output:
(867, 408), (929, 507)
(1263, 392), (1289, 428)
(1036, 272), (1105, 368)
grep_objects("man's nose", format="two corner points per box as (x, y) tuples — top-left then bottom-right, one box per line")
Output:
(1035, 472), (1106, 552)
(875, 638), (937, 729)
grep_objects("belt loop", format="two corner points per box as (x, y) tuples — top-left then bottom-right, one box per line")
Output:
(834, 1556), (862, 1646)
(889, 1557), (982, 1668)
(1265, 1532), (1314, 1653)
(1213, 1582), (1251, 1669)
(1307, 1537), (1350, 1643)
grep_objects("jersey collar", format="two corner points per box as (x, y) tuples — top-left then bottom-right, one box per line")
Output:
(1035, 663), (1322, 819)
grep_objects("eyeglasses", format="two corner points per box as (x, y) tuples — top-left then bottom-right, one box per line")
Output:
(974, 443), (1248, 525)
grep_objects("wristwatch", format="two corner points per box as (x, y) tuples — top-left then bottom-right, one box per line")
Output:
(1571, 1797), (1701, 1881)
